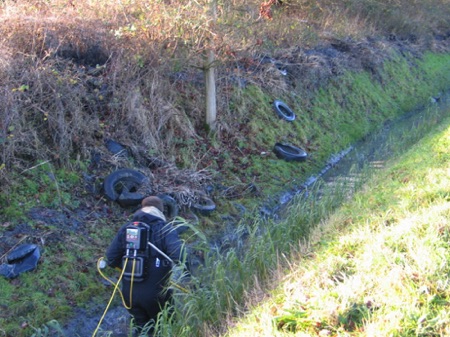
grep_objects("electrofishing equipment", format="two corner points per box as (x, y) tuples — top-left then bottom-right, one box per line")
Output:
(93, 222), (189, 337)
(122, 221), (151, 282)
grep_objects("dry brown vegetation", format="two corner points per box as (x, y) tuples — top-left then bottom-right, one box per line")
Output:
(0, 1), (450, 336)
(0, 0), (449, 200)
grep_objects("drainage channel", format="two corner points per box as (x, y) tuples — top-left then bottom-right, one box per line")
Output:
(63, 93), (450, 337)
(207, 93), (450, 262)
(269, 93), (450, 216)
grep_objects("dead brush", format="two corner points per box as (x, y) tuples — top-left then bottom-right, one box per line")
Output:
(0, 57), (101, 166)
(94, 143), (213, 208)
(148, 164), (214, 207)
(0, 13), (207, 174)
(0, 16), (114, 169)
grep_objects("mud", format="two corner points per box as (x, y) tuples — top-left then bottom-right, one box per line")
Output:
(4, 93), (449, 337)
(62, 304), (130, 337)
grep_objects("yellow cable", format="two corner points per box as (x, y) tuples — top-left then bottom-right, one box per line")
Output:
(92, 257), (127, 337)
(96, 257), (117, 286)
(93, 256), (187, 335)
(169, 280), (190, 293)
(96, 256), (136, 309)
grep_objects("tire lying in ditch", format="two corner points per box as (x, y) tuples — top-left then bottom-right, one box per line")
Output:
(7, 244), (38, 264)
(273, 100), (296, 122)
(191, 195), (216, 216)
(117, 190), (146, 208)
(103, 168), (149, 202)
(0, 244), (41, 279)
(273, 143), (308, 162)
(158, 194), (179, 220)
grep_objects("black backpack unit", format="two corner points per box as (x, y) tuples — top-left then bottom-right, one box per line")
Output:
(122, 221), (151, 282)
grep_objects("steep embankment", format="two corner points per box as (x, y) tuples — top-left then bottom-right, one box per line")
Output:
(223, 95), (450, 337)
(0, 1), (450, 335)
(1, 45), (449, 337)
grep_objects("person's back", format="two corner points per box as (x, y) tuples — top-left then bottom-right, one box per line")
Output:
(105, 196), (183, 335)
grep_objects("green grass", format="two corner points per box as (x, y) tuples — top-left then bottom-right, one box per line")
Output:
(220, 103), (450, 336)
(0, 0), (449, 334)
(132, 99), (450, 336)
(0, 161), (81, 221)
(223, 52), (450, 203)
(1, 51), (450, 337)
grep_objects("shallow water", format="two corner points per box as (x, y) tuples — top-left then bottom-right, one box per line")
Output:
(61, 93), (450, 337)
(271, 93), (450, 213)
(319, 94), (450, 196)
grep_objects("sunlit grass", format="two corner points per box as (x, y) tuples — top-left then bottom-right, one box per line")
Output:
(0, 0), (449, 335)
(223, 107), (450, 337)
(100, 103), (450, 337)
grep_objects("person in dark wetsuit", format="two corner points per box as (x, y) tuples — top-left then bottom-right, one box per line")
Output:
(105, 196), (184, 335)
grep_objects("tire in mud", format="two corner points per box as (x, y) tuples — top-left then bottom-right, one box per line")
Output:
(191, 195), (216, 216)
(7, 244), (38, 263)
(0, 245), (41, 279)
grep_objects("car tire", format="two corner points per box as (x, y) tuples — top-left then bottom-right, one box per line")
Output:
(273, 100), (296, 122)
(7, 244), (38, 264)
(117, 191), (146, 207)
(158, 194), (179, 220)
(192, 195), (216, 216)
(1, 246), (41, 279)
(273, 143), (308, 162)
(103, 169), (149, 201)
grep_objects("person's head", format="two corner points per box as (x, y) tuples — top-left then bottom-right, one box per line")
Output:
(141, 196), (164, 213)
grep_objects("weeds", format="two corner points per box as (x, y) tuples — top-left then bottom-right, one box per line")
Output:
(29, 320), (65, 337)
(223, 101), (450, 337)
(0, 0), (449, 336)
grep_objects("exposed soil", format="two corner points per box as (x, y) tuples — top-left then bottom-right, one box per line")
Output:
(1, 33), (449, 336)
(1, 34), (448, 240)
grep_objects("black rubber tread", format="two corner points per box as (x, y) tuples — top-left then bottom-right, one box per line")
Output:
(273, 100), (296, 122)
(273, 142), (308, 162)
(191, 195), (216, 215)
(7, 244), (38, 264)
(105, 139), (129, 156)
(103, 168), (149, 201)
(1, 247), (41, 279)
(117, 191), (146, 208)
(158, 194), (179, 220)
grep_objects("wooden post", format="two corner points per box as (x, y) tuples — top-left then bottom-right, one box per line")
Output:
(205, 49), (217, 131)
(205, 0), (217, 132)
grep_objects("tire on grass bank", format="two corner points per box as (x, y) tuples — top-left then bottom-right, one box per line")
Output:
(103, 168), (149, 202)
(273, 100), (296, 122)
(273, 143), (308, 162)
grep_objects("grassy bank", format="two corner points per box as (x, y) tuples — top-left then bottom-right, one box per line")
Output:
(1, 52), (450, 337)
(220, 103), (450, 336)
(1, 0), (450, 336)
